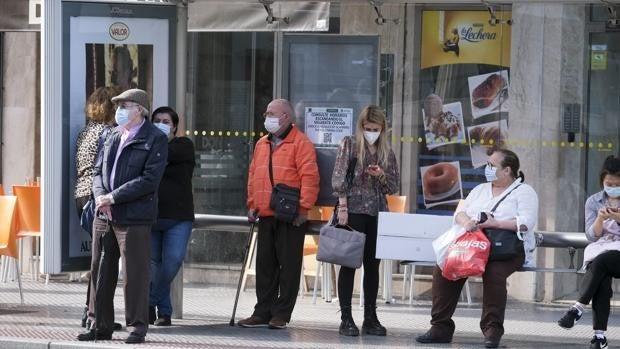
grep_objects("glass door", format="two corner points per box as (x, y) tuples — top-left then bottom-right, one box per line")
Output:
(585, 31), (620, 195)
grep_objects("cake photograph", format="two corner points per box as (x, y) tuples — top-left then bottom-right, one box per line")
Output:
(422, 95), (466, 150)
(420, 161), (463, 208)
(467, 119), (508, 168)
(468, 70), (509, 119)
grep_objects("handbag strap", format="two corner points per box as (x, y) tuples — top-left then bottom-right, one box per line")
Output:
(489, 183), (522, 214)
(268, 144), (275, 188)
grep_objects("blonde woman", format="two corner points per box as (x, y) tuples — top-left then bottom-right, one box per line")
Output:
(331, 105), (400, 336)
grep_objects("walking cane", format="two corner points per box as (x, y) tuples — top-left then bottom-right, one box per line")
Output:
(229, 220), (257, 326)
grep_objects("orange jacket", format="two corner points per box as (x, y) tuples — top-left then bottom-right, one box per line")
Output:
(247, 126), (319, 217)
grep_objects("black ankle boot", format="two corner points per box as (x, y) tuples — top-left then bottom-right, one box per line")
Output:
(339, 306), (359, 336)
(362, 305), (386, 336)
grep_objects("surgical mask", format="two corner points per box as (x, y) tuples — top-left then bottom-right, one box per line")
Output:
(264, 117), (280, 134)
(363, 131), (380, 145)
(115, 107), (130, 127)
(154, 122), (171, 136)
(604, 185), (620, 198)
(484, 164), (498, 182)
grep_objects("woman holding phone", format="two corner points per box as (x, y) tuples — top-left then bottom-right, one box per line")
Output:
(558, 155), (620, 349)
(331, 105), (400, 337)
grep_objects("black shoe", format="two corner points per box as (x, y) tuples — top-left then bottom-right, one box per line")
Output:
(339, 318), (359, 336)
(415, 330), (452, 344)
(590, 336), (608, 349)
(362, 306), (386, 336)
(81, 307), (88, 328)
(558, 307), (582, 329)
(154, 315), (171, 326)
(149, 306), (156, 325)
(125, 333), (145, 344)
(76, 329), (112, 341)
(112, 322), (122, 331)
(484, 335), (501, 348)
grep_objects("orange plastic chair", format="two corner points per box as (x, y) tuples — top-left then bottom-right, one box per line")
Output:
(13, 185), (41, 237)
(386, 195), (407, 213)
(0, 184), (4, 195)
(13, 185), (42, 281)
(0, 195), (24, 303)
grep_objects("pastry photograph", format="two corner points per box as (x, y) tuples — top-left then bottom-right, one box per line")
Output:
(420, 161), (463, 208)
(467, 120), (508, 168)
(422, 95), (465, 150)
(468, 70), (510, 118)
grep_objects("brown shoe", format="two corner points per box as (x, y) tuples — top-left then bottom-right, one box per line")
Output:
(238, 315), (269, 328)
(268, 317), (287, 329)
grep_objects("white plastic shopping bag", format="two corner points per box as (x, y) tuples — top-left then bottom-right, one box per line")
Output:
(432, 225), (466, 269)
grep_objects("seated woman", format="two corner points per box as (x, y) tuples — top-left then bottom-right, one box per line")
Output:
(416, 148), (539, 348)
(558, 155), (620, 349)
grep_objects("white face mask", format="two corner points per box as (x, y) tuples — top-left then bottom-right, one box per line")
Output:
(604, 185), (620, 198)
(484, 164), (498, 182)
(115, 107), (130, 127)
(154, 122), (171, 136)
(363, 131), (381, 145)
(264, 117), (280, 134)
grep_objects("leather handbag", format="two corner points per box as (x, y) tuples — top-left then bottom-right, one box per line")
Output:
(484, 228), (523, 261)
(481, 184), (524, 261)
(317, 222), (366, 268)
(80, 198), (96, 235)
(268, 148), (300, 223)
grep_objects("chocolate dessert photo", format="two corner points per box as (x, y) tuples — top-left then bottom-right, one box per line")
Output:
(422, 98), (466, 150)
(467, 119), (508, 168)
(420, 161), (463, 208)
(467, 70), (510, 119)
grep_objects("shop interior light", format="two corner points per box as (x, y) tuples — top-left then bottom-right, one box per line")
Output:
(369, 0), (399, 25)
(259, 0), (290, 25)
(602, 0), (619, 28)
(482, 0), (512, 26)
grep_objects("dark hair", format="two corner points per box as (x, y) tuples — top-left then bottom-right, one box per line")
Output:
(496, 148), (525, 181)
(599, 155), (620, 187)
(151, 106), (179, 135)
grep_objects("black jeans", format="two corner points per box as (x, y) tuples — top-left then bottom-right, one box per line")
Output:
(337, 213), (380, 308)
(252, 216), (306, 322)
(578, 250), (620, 330)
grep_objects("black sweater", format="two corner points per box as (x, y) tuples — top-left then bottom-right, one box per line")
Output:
(158, 137), (195, 221)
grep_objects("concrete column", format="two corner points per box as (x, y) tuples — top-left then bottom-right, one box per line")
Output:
(507, 4), (587, 301)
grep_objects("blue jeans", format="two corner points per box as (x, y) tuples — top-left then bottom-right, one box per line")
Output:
(149, 219), (193, 316)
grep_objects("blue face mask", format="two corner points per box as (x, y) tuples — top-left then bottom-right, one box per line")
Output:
(485, 164), (498, 182)
(115, 107), (130, 127)
(154, 122), (171, 136)
(604, 185), (620, 198)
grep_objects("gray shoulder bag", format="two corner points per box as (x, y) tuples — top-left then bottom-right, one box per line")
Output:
(316, 140), (366, 269)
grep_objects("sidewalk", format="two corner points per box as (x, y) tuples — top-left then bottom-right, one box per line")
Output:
(1, 278), (618, 348)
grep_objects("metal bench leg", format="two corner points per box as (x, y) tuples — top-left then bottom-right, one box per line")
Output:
(312, 262), (321, 304)
(409, 264), (416, 305)
(463, 279), (472, 305)
(401, 264), (409, 302)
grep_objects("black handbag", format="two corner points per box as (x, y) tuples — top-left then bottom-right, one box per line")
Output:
(268, 147), (300, 223)
(481, 184), (524, 261)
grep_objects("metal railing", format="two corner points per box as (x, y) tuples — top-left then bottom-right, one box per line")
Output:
(193, 214), (323, 234)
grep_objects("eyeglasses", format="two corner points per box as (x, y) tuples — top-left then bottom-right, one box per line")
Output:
(263, 112), (286, 118)
(116, 103), (139, 110)
(486, 161), (501, 168)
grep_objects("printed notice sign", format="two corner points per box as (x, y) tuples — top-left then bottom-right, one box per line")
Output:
(305, 107), (353, 147)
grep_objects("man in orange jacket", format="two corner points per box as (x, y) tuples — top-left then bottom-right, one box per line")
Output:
(239, 99), (319, 329)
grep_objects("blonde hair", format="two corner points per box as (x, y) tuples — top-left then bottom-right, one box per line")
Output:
(355, 105), (390, 168)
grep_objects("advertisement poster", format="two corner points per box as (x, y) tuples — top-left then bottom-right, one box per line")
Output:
(417, 10), (511, 215)
(421, 10), (512, 69)
(304, 107), (353, 147)
(63, 3), (174, 270)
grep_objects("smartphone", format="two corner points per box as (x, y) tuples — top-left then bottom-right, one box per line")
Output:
(607, 207), (619, 213)
(368, 165), (379, 171)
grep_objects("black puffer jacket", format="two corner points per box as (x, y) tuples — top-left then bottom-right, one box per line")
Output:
(92, 120), (168, 225)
